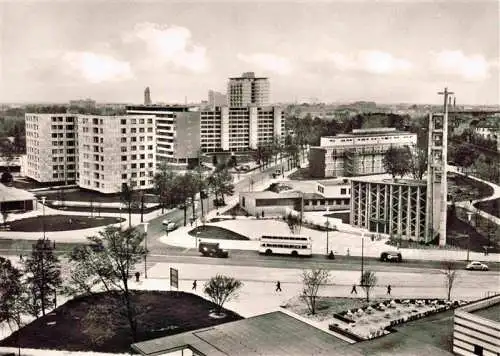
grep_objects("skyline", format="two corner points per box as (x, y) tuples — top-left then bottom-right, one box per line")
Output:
(0, 1), (498, 105)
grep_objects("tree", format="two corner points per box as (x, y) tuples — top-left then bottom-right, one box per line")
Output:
(382, 146), (412, 179)
(360, 270), (377, 302)
(65, 226), (147, 341)
(153, 162), (176, 213)
(0, 257), (25, 356)
(410, 146), (428, 180)
(441, 261), (458, 301)
(120, 182), (135, 228)
(207, 169), (234, 205)
(300, 269), (330, 315)
(203, 274), (243, 316)
(453, 144), (479, 169)
(23, 239), (62, 317)
(0, 140), (16, 172)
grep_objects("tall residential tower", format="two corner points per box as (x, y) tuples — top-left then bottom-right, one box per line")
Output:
(227, 72), (270, 107)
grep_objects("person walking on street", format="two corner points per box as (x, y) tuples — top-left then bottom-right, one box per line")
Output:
(192, 280), (197, 291)
(387, 284), (392, 295)
(275, 281), (282, 292)
(351, 284), (357, 294)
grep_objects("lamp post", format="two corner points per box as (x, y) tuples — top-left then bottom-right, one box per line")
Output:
(360, 232), (365, 283)
(466, 200), (473, 263)
(325, 207), (330, 255)
(142, 222), (148, 279)
(41, 196), (46, 240)
(119, 206), (122, 229)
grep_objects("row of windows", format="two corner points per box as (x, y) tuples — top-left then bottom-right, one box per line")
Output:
(120, 145), (154, 152)
(261, 243), (308, 249)
(119, 118), (153, 125)
(120, 154), (153, 161)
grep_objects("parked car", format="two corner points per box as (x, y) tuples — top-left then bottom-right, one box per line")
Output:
(380, 251), (402, 262)
(198, 242), (229, 258)
(465, 261), (489, 271)
(162, 219), (177, 232)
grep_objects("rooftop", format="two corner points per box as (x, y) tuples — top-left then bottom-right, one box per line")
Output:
(351, 176), (426, 187)
(471, 303), (500, 322)
(0, 183), (35, 203)
(132, 311), (360, 356)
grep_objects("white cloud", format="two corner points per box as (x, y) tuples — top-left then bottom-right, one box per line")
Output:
(319, 50), (413, 75)
(237, 53), (293, 75)
(62, 51), (133, 83)
(124, 23), (208, 72)
(431, 50), (491, 81)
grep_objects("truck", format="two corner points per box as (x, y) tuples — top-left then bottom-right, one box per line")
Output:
(198, 241), (229, 258)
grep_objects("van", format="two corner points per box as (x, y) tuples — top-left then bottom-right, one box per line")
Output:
(198, 241), (229, 258)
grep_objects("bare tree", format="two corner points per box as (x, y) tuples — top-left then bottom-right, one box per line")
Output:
(300, 269), (331, 315)
(410, 146), (428, 180)
(360, 271), (377, 302)
(441, 261), (458, 301)
(203, 274), (243, 316)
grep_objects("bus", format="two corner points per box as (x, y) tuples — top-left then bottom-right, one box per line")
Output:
(259, 235), (312, 257)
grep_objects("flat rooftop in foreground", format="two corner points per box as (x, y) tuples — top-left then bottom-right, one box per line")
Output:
(471, 302), (500, 322)
(132, 311), (361, 356)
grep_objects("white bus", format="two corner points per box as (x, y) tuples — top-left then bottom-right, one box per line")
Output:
(259, 235), (312, 257)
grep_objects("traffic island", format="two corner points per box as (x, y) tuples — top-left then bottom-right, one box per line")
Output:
(6, 214), (124, 232)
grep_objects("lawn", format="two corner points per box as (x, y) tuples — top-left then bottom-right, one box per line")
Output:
(45, 201), (160, 215)
(188, 225), (250, 240)
(475, 198), (500, 218)
(35, 189), (159, 204)
(0, 291), (243, 353)
(6, 215), (122, 232)
(0, 238), (86, 254)
(448, 173), (494, 202)
(222, 203), (250, 217)
(325, 212), (350, 224)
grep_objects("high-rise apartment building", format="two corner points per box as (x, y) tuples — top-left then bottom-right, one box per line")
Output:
(208, 90), (227, 108)
(144, 87), (152, 105)
(77, 115), (156, 193)
(309, 128), (417, 178)
(227, 72), (270, 107)
(25, 113), (78, 183)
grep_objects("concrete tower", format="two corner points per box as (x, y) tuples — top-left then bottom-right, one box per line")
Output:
(144, 87), (152, 105)
(426, 87), (454, 246)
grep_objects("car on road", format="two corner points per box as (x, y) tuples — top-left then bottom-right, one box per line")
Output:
(162, 219), (177, 232)
(198, 241), (229, 258)
(465, 261), (489, 271)
(380, 251), (402, 262)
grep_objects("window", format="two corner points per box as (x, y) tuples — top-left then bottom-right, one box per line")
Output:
(473, 345), (483, 356)
(131, 128), (137, 133)
(121, 155), (127, 161)
(121, 137), (127, 143)
(121, 147), (127, 152)
(341, 188), (347, 195)
(139, 119), (145, 124)
(121, 119), (126, 125)
(121, 128), (126, 134)
(122, 174), (127, 179)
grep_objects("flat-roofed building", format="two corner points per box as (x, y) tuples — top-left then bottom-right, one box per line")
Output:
(25, 113), (78, 184)
(310, 128), (417, 178)
(227, 72), (270, 107)
(77, 114), (156, 193)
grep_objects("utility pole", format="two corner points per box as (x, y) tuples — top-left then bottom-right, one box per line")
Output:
(361, 233), (364, 283)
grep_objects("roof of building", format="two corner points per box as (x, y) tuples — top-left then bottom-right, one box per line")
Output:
(471, 302), (500, 322)
(351, 176), (426, 187)
(131, 311), (361, 356)
(0, 183), (35, 203)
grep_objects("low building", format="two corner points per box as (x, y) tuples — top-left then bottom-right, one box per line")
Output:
(309, 128), (417, 178)
(239, 179), (351, 217)
(350, 177), (434, 242)
(131, 311), (361, 356)
(0, 183), (36, 212)
(453, 294), (500, 356)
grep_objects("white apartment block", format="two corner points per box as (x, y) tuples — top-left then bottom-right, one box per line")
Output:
(310, 128), (417, 178)
(25, 113), (78, 183)
(227, 72), (270, 107)
(201, 106), (285, 153)
(77, 115), (156, 194)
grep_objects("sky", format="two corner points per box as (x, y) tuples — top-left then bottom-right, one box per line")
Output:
(0, 1), (498, 105)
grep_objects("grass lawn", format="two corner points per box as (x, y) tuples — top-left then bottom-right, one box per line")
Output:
(188, 225), (250, 240)
(45, 201), (160, 215)
(6, 215), (122, 232)
(448, 173), (494, 202)
(0, 291), (243, 353)
(475, 198), (500, 218)
(35, 189), (159, 204)
(222, 203), (250, 217)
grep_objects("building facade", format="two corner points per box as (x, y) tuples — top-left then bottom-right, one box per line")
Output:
(350, 178), (434, 242)
(453, 295), (500, 356)
(77, 114), (156, 193)
(208, 90), (227, 108)
(309, 128), (417, 178)
(227, 72), (270, 107)
(25, 113), (78, 183)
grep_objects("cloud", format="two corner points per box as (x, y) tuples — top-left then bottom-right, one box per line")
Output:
(318, 50), (413, 75)
(62, 51), (133, 83)
(237, 53), (293, 75)
(431, 50), (491, 81)
(123, 23), (208, 72)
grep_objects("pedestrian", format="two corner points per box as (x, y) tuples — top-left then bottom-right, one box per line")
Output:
(346, 248), (350, 256)
(135, 271), (140, 282)
(19, 254), (23, 261)
(192, 280), (197, 291)
(387, 284), (392, 295)
(275, 281), (282, 292)
(351, 284), (357, 294)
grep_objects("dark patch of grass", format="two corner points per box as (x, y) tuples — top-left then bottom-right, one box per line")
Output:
(0, 290), (243, 353)
(324, 212), (350, 224)
(189, 225), (250, 240)
(475, 198), (500, 219)
(35, 189), (159, 204)
(0, 238), (85, 254)
(222, 203), (250, 217)
(448, 173), (494, 202)
(45, 201), (160, 215)
(7, 215), (122, 232)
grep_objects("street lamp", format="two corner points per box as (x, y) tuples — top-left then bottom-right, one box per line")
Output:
(325, 207), (330, 255)
(41, 196), (46, 240)
(119, 206), (122, 229)
(360, 232), (365, 283)
(142, 222), (149, 279)
(466, 200), (473, 263)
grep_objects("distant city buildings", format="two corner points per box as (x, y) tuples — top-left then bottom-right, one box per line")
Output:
(227, 72), (270, 107)
(309, 128), (417, 178)
(69, 98), (96, 110)
(208, 90), (227, 108)
(144, 87), (152, 105)
(474, 123), (500, 151)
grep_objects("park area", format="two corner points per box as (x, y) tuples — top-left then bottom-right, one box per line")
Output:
(0, 291), (243, 353)
(5, 215), (122, 232)
(188, 225), (250, 240)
